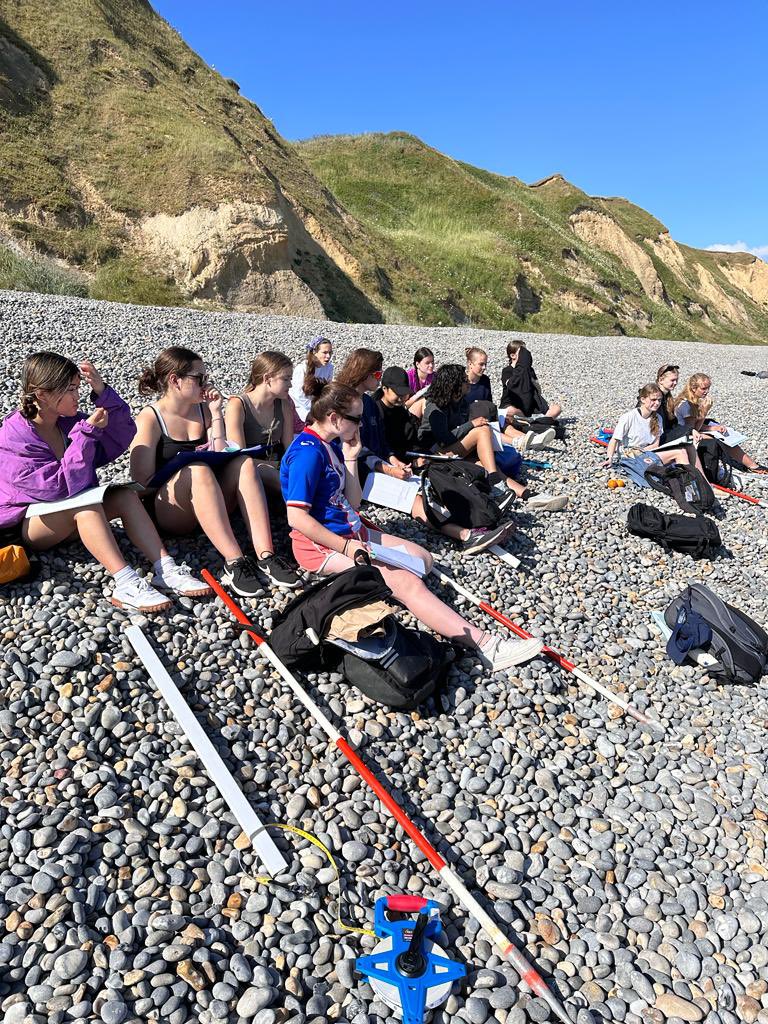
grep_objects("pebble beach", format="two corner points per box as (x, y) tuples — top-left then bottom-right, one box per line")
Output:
(1, 288), (767, 1024)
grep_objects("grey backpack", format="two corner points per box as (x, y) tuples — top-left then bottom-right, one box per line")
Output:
(664, 583), (768, 685)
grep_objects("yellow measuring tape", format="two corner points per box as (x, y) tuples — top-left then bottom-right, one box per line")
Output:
(247, 823), (376, 938)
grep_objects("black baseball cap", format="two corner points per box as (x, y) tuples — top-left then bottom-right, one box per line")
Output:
(381, 366), (411, 396)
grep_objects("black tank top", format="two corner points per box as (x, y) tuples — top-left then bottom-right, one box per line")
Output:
(151, 404), (207, 470)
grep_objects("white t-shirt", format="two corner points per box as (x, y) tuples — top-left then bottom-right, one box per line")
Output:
(613, 408), (660, 451)
(289, 361), (334, 422)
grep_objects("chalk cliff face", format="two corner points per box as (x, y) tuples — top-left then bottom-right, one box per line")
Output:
(0, 0), (387, 320)
(1, 4), (766, 340)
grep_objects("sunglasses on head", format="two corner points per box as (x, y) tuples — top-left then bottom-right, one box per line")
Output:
(661, 365), (679, 374)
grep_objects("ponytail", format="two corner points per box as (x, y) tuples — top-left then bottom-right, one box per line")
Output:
(138, 346), (200, 396)
(307, 379), (360, 424)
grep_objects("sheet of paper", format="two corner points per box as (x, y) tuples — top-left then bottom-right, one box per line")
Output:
(368, 541), (426, 576)
(25, 481), (141, 519)
(703, 427), (745, 449)
(362, 472), (420, 514)
(489, 422), (504, 452)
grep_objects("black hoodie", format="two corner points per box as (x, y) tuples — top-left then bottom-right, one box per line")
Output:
(498, 349), (548, 416)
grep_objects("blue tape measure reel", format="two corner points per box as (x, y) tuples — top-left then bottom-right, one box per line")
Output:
(356, 896), (466, 1024)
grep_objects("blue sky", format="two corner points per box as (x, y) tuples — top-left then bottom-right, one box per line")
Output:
(153, 1), (767, 257)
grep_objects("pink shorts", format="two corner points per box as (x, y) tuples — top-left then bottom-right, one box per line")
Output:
(290, 526), (374, 575)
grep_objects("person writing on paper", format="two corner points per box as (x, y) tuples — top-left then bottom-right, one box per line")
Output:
(0, 352), (209, 612)
(225, 351), (295, 497)
(370, 367), (515, 555)
(673, 373), (767, 473)
(131, 347), (300, 596)
(335, 348), (412, 481)
(289, 336), (334, 426)
(602, 383), (707, 472)
(280, 379), (543, 671)
(405, 347), (435, 413)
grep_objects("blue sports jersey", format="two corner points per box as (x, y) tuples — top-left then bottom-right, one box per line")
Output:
(280, 429), (362, 537)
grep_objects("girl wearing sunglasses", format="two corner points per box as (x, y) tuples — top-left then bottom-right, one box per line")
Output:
(132, 347), (299, 596)
(280, 380), (543, 672)
(336, 348), (411, 480)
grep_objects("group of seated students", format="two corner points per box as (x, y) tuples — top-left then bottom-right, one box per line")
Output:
(0, 337), (570, 671)
(603, 362), (767, 474)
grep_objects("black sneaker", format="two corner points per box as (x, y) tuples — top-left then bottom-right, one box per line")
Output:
(462, 522), (514, 556)
(257, 553), (302, 589)
(222, 556), (263, 598)
(491, 482), (518, 514)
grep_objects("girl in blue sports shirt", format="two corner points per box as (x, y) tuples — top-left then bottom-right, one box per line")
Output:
(280, 379), (544, 673)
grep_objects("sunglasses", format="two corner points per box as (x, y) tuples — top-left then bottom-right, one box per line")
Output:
(184, 373), (210, 387)
(342, 412), (363, 425)
(660, 365), (679, 374)
(372, 370), (383, 380)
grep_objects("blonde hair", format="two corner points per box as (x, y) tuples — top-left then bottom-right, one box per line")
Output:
(20, 352), (79, 420)
(674, 373), (712, 422)
(465, 346), (487, 365)
(637, 383), (663, 438)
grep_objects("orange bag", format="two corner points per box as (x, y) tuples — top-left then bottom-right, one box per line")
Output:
(0, 544), (32, 585)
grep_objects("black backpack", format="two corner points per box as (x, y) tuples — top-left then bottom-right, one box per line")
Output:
(333, 617), (454, 711)
(697, 437), (740, 488)
(509, 414), (566, 442)
(267, 565), (453, 710)
(644, 447), (716, 515)
(664, 583), (768, 685)
(626, 503), (721, 559)
(419, 459), (501, 530)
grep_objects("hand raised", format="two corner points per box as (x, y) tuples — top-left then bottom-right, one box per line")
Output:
(203, 387), (224, 416)
(79, 360), (106, 396)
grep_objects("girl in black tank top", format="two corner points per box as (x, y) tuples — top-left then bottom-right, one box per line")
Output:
(131, 347), (300, 594)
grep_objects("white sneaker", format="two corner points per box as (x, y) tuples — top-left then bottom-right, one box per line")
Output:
(526, 492), (569, 511)
(529, 428), (556, 449)
(510, 430), (535, 452)
(111, 576), (173, 614)
(478, 633), (544, 671)
(152, 561), (213, 598)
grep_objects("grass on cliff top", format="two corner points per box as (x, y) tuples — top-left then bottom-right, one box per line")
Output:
(298, 132), (768, 342)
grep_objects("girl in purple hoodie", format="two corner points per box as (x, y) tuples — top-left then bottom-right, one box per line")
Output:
(0, 351), (210, 612)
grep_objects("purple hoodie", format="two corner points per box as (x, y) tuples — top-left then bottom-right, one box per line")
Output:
(0, 386), (137, 528)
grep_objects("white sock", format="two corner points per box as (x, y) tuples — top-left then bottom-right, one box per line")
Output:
(112, 565), (140, 587)
(153, 555), (176, 576)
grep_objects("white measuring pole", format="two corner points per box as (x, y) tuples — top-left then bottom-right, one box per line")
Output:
(125, 625), (288, 877)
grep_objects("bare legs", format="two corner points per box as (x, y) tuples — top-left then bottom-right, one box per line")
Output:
(314, 529), (484, 646)
(449, 426), (521, 492)
(410, 494), (468, 542)
(153, 457), (275, 561)
(22, 491), (171, 575)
